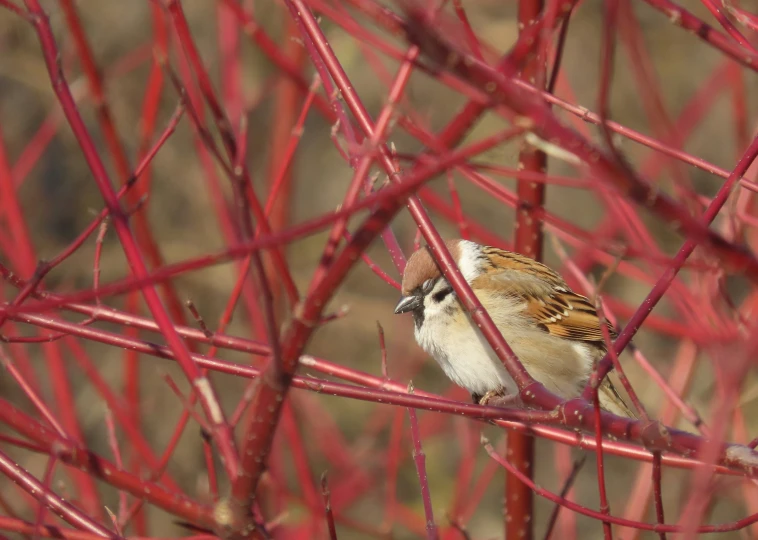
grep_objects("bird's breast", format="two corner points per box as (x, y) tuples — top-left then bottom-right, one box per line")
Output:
(414, 311), (518, 396)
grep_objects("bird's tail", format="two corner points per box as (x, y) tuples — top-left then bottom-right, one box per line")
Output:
(598, 379), (637, 419)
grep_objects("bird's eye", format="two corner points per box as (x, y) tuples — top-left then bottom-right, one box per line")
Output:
(422, 278), (434, 292)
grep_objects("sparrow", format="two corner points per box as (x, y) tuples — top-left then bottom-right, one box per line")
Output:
(393, 239), (635, 417)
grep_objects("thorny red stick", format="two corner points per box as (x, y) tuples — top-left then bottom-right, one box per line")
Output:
(621, 340), (696, 540)
(380, 316), (438, 538)
(0, 118), (103, 518)
(321, 473), (338, 540)
(593, 391), (613, 539)
(103, 410), (127, 529)
(21, 0), (240, 481)
(32, 451), (58, 537)
(4, 245), (757, 477)
(591, 125), (758, 391)
(59, 0), (192, 332)
(0, 398), (215, 528)
(0, 101), (184, 333)
(264, 11), (305, 284)
(7, 301), (758, 482)
(595, 305), (616, 540)
(728, 2), (758, 34)
(402, 5), (758, 280)
(163, 51), (269, 345)
(651, 452), (666, 540)
(407, 400), (438, 539)
(0, 134), (523, 316)
(483, 438), (758, 533)
(699, 0), (758, 54)
(0, 449), (118, 538)
(263, 75), (321, 221)
(641, 0), (758, 69)
(217, 1), (243, 124)
(0, 516), (112, 540)
(311, 0), (734, 184)
(165, 0), (300, 308)
(300, 18), (417, 286)
(164, 0), (236, 155)
(0, 346), (67, 438)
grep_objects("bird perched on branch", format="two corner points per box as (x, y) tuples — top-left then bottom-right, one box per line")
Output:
(394, 239), (635, 418)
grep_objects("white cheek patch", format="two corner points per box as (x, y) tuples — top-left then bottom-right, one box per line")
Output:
(456, 240), (483, 282)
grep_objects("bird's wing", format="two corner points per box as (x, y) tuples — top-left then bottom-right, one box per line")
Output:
(523, 288), (617, 344)
(477, 246), (635, 417)
(477, 246), (616, 346)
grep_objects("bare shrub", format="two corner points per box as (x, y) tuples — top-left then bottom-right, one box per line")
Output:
(2, 0), (758, 538)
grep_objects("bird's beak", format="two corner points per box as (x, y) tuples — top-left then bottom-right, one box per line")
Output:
(394, 295), (422, 314)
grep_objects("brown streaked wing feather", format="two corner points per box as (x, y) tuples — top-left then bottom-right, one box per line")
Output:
(526, 290), (617, 344)
(480, 246), (616, 345)
(481, 245), (632, 417)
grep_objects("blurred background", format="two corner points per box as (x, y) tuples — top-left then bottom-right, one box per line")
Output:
(2, 0), (758, 538)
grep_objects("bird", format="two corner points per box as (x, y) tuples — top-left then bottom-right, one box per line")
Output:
(393, 238), (635, 417)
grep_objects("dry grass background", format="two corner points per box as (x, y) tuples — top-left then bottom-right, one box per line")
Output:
(1, 0), (758, 538)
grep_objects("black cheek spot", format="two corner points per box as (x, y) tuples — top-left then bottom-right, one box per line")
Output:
(433, 287), (453, 303)
(412, 309), (425, 329)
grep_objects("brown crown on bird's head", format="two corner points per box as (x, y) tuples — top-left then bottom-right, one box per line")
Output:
(400, 239), (464, 296)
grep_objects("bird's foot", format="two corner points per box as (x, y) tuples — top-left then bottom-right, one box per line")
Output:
(476, 388), (523, 408)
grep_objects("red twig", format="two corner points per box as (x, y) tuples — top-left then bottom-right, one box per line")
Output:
(32, 455), (58, 540)
(0, 449), (118, 538)
(0, 345), (67, 438)
(652, 452), (666, 540)
(0, 516), (110, 540)
(59, 0), (194, 335)
(7, 302), (757, 481)
(407, 386), (439, 540)
(483, 436), (758, 533)
(103, 410), (127, 530)
(321, 473), (338, 540)
(592, 127), (758, 392)
(591, 344), (613, 540)
(542, 455), (586, 540)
